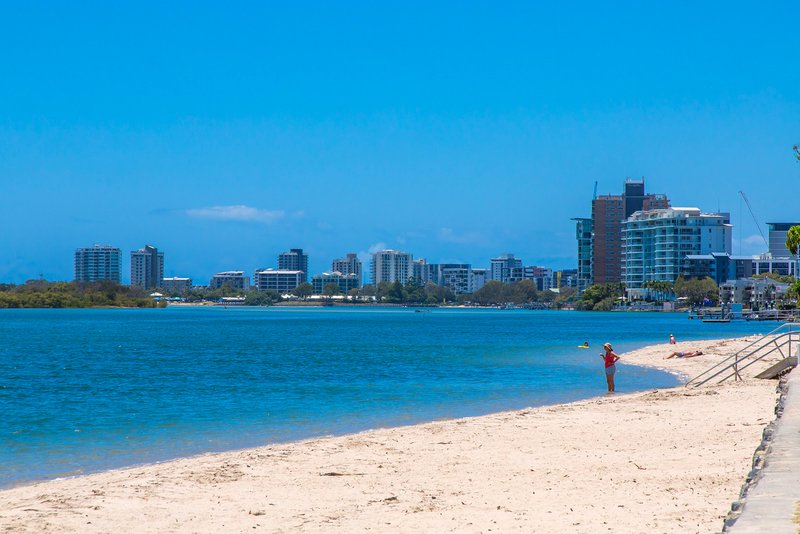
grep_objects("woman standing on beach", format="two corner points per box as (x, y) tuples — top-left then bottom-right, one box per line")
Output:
(601, 343), (620, 392)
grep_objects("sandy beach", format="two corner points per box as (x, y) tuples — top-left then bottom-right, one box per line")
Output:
(0, 335), (784, 533)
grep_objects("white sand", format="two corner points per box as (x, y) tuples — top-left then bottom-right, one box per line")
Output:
(0, 336), (783, 533)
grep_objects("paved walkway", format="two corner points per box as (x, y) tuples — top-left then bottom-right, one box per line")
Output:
(730, 368), (800, 533)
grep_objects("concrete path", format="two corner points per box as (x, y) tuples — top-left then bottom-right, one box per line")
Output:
(729, 369), (800, 533)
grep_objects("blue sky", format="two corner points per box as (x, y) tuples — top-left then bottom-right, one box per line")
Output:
(1, 2), (798, 284)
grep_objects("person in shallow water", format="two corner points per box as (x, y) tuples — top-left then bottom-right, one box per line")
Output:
(601, 342), (621, 392)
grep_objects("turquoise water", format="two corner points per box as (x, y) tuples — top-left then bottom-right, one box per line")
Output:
(0, 307), (773, 488)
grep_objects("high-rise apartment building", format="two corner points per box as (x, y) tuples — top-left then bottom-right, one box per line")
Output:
(74, 244), (121, 283)
(572, 217), (593, 293)
(471, 269), (488, 293)
(623, 208), (731, 295)
(590, 179), (669, 285)
(371, 250), (413, 285)
(437, 264), (472, 294)
(278, 248), (308, 282)
(524, 266), (554, 291)
(331, 253), (362, 285)
(410, 259), (435, 285)
(490, 254), (523, 283)
(130, 245), (164, 289)
(766, 223), (800, 259)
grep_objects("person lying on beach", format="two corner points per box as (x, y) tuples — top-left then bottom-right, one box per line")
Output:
(666, 350), (703, 359)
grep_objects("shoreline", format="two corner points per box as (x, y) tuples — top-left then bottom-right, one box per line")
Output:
(0, 335), (785, 532)
(1, 333), (690, 491)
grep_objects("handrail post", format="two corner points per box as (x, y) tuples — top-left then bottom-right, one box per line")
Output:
(688, 323), (800, 387)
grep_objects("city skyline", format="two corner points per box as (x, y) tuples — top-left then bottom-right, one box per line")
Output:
(69, 243), (563, 287)
(1, 3), (798, 284)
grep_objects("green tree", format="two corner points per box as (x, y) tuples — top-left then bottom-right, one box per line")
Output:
(506, 279), (538, 304)
(785, 225), (800, 256)
(293, 282), (313, 299)
(553, 286), (577, 308)
(424, 282), (452, 304)
(0, 281), (162, 309)
(472, 281), (505, 305)
(787, 280), (800, 303)
(402, 279), (427, 303)
(359, 284), (376, 298)
(245, 290), (278, 306)
(580, 283), (625, 306)
(323, 283), (341, 298)
(386, 281), (405, 303)
(375, 281), (393, 301)
(593, 296), (617, 311)
(676, 277), (718, 306)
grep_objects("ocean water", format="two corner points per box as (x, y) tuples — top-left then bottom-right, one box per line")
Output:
(0, 307), (774, 488)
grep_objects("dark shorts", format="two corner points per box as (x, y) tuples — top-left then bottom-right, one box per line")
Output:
(605, 365), (616, 376)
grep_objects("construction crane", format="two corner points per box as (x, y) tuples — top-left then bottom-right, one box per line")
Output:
(738, 191), (769, 249)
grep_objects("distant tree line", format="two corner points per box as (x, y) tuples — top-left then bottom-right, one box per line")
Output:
(576, 277), (726, 311)
(168, 278), (578, 307)
(575, 283), (626, 311)
(0, 281), (165, 308)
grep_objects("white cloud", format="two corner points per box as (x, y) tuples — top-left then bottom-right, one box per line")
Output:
(367, 242), (387, 254)
(742, 234), (767, 246)
(732, 234), (769, 255)
(185, 205), (285, 223)
(437, 227), (484, 245)
(356, 242), (386, 272)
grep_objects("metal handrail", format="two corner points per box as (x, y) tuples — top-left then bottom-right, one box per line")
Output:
(686, 322), (800, 387)
(711, 335), (798, 384)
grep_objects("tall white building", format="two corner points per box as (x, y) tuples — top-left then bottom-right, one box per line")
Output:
(438, 264), (472, 294)
(412, 258), (436, 285)
(130, 245), (164, 289)
(623, 208), (732, 295)
(371, 250), (413, 285)
(331, 253), (362, 285)
(490, 254), (523, 283)
(470, 269), (488, 293)
(278, 249), (308, 282)
(74, 244), (121, 283)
